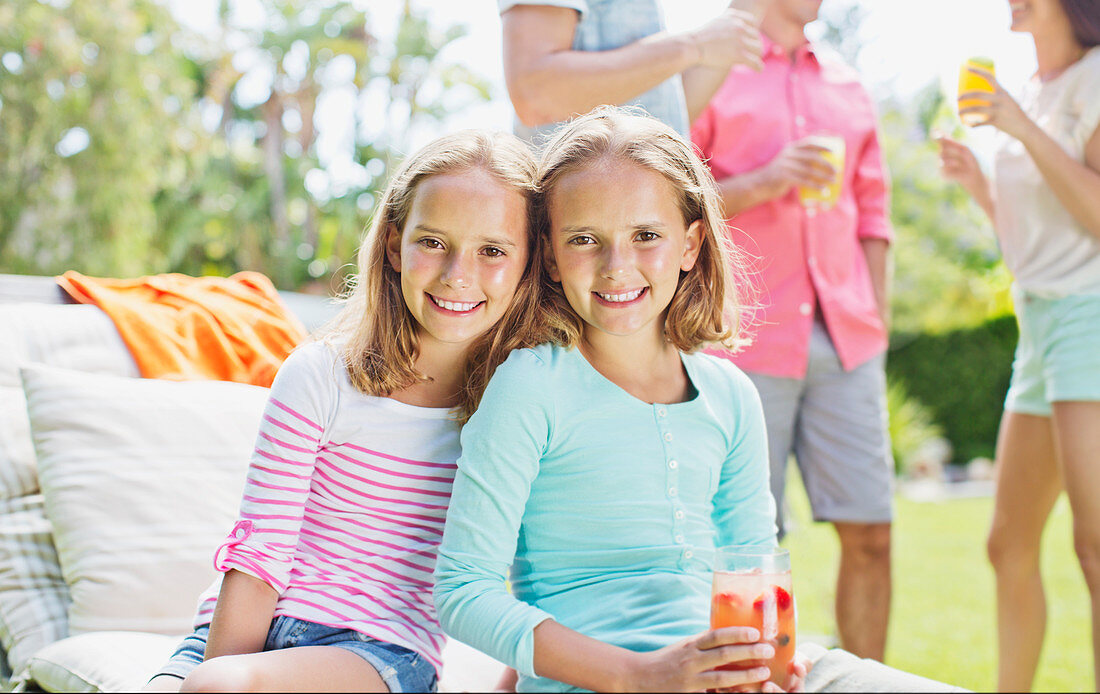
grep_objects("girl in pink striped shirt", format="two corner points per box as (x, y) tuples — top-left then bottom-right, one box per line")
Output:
(145, 130), (551, 693)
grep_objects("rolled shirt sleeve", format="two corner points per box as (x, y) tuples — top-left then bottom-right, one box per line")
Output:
(852, 91), (892, 243)
(213, 343), (334, 593)
(498, 0), (587, 16)
(434, 349), (555, 678)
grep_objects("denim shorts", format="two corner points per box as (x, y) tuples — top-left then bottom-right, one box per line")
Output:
(1005, 288), (1100, 416)
(154, 617), (438, 693)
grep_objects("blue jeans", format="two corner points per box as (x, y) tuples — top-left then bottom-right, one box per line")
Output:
(155, 617), (438, 693)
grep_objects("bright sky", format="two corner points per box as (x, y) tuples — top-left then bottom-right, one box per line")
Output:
(169, 0), (1037, 183)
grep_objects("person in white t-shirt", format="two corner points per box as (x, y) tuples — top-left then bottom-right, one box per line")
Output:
(937, 0), (1100, 690)
(143, 129), (551, 693)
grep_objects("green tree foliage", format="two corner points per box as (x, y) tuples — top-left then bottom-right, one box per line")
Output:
(882, 84), (1014, 335)
(0, 0), (489, 290)
(0, 0), (194, 277)
(887, 316), (1017, 462)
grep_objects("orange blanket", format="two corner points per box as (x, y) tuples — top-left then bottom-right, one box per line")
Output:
(57, 271), (309, 388)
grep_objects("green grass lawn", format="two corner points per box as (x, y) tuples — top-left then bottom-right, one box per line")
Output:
(780, 469), (1091, 692)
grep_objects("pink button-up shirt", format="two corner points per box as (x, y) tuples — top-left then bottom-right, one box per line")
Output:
(692, 37), (892, 379)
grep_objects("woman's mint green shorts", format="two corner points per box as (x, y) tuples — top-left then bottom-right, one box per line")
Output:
(1005, 288), (1100, 416)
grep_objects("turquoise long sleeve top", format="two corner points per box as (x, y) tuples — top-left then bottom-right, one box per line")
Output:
(433, 344), (777, 692)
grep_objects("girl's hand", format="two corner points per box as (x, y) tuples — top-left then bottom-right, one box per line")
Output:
(957, 67), (1034, 140)
(630, 626), (773, 692)
(761, 651), (811, 693)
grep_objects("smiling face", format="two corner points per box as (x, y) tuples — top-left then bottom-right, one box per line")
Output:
(546, 159), (703, 345)
(387, 168), (529, 351)
(1008, 0), (1069, 33)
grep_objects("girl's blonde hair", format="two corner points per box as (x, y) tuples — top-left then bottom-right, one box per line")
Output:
(325, 129), (552, 422)
(537, 106), (756, 352)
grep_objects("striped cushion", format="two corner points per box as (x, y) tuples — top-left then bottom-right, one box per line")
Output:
(21, 364), (265, 636)
(0, 495), (69, 675)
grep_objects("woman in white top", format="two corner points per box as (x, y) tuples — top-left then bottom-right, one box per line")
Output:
(937, 0), (1100, 690)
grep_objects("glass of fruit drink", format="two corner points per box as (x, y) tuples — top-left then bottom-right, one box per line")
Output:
(710, 546), (795, 690)
(958, 57), (996, 126)
(797, 135), (845, 210)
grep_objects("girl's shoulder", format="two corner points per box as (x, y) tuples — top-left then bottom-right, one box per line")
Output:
(685, 351), (759, 401)
(479, 343), (572, 407)
(272, 339), (345, 390)
(495, 342), (568, 377)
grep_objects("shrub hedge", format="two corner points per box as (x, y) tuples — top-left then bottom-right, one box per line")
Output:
(886, 314), (1018, 463)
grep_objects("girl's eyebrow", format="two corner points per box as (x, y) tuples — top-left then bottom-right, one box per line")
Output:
(413, 224), (517, 247)
(480, 236), (518, 248)
(560, 225), (596, 235)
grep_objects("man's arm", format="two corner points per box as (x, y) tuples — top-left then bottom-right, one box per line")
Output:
(502, 4), (760, 129)
(860, 238), (891, 330)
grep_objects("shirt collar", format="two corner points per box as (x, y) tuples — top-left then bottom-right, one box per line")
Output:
(761, 33), (819, 66)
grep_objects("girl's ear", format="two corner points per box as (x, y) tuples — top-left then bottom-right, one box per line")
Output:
(385, 223), (402, 272)
(543, 238), (561, 283)
(681, 220), (705, 272)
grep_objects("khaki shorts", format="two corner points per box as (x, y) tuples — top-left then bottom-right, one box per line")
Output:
(748, 319), (894, 535)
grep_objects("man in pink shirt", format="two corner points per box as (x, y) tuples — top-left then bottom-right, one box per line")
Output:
(693, 0), (893, 661)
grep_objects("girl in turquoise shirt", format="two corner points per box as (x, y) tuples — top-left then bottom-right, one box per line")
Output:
(434, 107), (809, 693)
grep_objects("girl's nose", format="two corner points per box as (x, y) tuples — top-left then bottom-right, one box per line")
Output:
(600, 245), (630, 280)
(441, 255), (472, 290)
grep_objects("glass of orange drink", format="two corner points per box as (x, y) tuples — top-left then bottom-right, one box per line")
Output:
(958, 57), (996, 126)
(797, 135), (845, 210)
(710, 546), (795, 692)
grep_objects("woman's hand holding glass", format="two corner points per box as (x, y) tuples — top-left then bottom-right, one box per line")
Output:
(957, 66), (1035, 140)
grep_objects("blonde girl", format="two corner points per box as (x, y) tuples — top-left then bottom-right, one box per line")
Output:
(433, 107), (808, 692)
(145, 129), (548, 693)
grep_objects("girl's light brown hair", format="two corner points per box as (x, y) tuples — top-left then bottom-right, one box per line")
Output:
(324, 129), (553, 422)
(537, 106), (756, 352)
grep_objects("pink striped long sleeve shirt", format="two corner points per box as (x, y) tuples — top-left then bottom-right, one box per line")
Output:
(194, 341), (460, 674)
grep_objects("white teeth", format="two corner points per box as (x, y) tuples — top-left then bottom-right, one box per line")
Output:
(597, 288), (644, 303)
(431, 296), (480, 312)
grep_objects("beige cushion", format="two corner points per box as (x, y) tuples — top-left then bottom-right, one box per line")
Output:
(13, 631), (180, 693)
(21, 364), (267, 635)
(439, 638), (508, 693)
(0, 304), (138, 501)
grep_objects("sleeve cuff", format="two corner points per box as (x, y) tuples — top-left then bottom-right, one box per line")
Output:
(213, 520), (289, 593)
(499, 0), (587, 16)
(857, 220), (893, 242)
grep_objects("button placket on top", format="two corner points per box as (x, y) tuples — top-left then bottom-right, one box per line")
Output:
(790, 52), (820, 322)
(655, 404), (686, 547)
